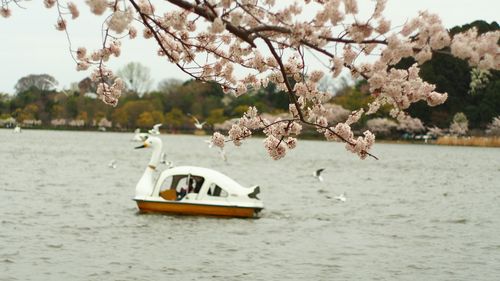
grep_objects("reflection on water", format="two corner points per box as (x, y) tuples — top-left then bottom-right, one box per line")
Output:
(1, 129), (499, 281)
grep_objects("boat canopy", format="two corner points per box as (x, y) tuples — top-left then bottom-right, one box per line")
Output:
(154, 166), (249, 196)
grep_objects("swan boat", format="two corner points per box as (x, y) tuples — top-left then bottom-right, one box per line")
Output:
(134, 137), (264, 218)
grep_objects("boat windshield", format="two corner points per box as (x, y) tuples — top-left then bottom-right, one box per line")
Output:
(159, 174), (205, 201)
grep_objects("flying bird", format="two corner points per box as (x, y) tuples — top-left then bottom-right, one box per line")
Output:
(160, 152), (167, 164)
(204, 139), (214, 148)
(219, 148), (228, 162)
(108, 160), (117, 169)
(159, 152), (174, 168)
(149, 123), (162, 135)
(334, 193), (346, 202)
(188, 114), (206, 129)
(44, 78), (69, 95)
(132, 128), (148, 142)
(313, 168), (325, 182)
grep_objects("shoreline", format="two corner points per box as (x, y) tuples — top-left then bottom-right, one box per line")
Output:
(3, 127), (499, 148)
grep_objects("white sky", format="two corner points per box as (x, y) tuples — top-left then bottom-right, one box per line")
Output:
(0, 0), (498, 94)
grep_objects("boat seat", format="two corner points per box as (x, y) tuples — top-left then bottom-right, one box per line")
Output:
(159, 189), (177, 201)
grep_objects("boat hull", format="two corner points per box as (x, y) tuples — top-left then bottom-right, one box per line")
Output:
(135, 199), (262, 218)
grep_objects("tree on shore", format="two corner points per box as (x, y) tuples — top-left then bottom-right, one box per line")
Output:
(14, 74), (58, 93)
(449, 112), (469, 136)
(117, 62), (153, 96)
(2, 1), (499, 160)
(486, 116), (500, 136)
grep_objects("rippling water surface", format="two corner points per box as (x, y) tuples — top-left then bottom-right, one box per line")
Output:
(1, 129), (499, 281)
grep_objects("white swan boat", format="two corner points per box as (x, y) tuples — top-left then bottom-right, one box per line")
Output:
(134, 137), (264, 218)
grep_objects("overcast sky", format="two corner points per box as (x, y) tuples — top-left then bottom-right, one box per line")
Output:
(0, 0), (498, 94)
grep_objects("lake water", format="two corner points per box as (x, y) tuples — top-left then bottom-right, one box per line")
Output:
(1, 129), (499, 281)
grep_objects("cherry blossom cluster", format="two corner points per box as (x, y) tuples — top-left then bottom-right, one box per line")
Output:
(366, 118), (397, 135)
(449, 121), (468, 136)
(451, 28), (500, 70)
(95, 76), (124, 107)
(219, 106), (302, 159)
(4, 0), (499, 160)
(324, 122), (376, 159)
(367, 64), (448, 121)
(449, 112), (469, 136)
(486, 116), (500, 136)
(211, 132), (226, 149)
(396, 116), (425, 133)
(427, 126), (444, 138)
(260, 119), (302, 160)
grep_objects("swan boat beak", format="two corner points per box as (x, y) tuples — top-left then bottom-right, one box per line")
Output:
(135, 143), (148, 149)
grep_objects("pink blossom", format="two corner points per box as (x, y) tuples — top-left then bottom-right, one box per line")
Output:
(137, 0), (154, 15)
(332, 57), (344, 77)
(68, 2), (79, 19)
(76, 47), (87, 60)
(343, 0), (358, 14)
(343, 46), (357, 65)
(44, 0), (56, 8)
(108, 10), (133, 34)
(366, 118), (397, 134)
(211, 132), (225, 149)
(373, 0), (387, 19)
(129, 27), (138, 39)
(426, 91), (448, 106)
(264, 136), (287, 160)
(286, 137), (297, 149)
(375, 18), (390, 34)
(333, 123), (354, 141)
(486, 116), (500, 136)
(309, 70), (324, 83)
(397, 116), (425, 133)
(346, 109), (364, 125)
(228, 124), (251, 146)
(55, 18), (67, 31)
(0, 7), (11, 18)
(85, 0), (107, 15)
(366, 101), (381, 115)
(76, 61), (89, 71)
(211, 18), (225, 34)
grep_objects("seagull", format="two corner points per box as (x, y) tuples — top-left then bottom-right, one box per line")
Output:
(108, 160), (117, 169)
(203, 138), (224, 160)
(334, 193), (346, 202)
(193, 117), (206, 129)
(313, 168), (325, 182)
(188, 113), (206, 129)
(159, 152), (174, 168)
(160, 152), (167, 164)
(132, 128), (148, 142)
(44, 78), (69, 95)
(13, 125), (22, 133)
(204, 139), (214, 148)
(148, 123), (162, 135)
(219, 148), (227, 162)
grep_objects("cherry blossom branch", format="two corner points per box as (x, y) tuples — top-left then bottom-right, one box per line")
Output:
(165, 0), (257, 47)
(7, 0), (496, 161)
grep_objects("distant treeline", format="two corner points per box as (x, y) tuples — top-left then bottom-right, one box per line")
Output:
(0, 78), (290, 132)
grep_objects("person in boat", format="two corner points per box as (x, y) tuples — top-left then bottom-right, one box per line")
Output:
(176, 177), (196, 200)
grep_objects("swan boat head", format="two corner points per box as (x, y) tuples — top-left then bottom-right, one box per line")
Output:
(134, 136), (163, 197)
